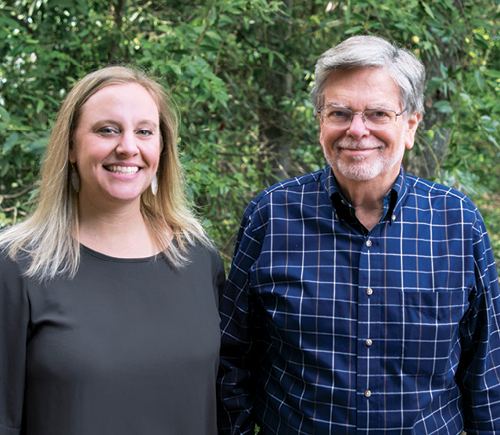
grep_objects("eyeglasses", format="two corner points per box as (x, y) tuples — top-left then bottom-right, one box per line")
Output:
(318, 107), (407, 130)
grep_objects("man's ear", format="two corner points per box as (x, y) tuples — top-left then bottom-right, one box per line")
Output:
(405, 112), (422, 150)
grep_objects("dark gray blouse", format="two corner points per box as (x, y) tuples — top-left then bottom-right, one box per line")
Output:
(0, 242), (225, 435)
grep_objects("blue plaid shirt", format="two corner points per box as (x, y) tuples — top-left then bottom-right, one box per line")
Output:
(217, 165), (500, 434)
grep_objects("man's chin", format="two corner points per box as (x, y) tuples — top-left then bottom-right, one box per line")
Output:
(327, 157), (381, 182)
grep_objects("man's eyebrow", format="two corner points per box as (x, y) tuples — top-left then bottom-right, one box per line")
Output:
(323, 100), (349, 108)
(365, 104), (394, 110)
(323, 101), (397, 110)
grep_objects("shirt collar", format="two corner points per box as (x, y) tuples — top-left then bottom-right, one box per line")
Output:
(321, 164), (409, 229)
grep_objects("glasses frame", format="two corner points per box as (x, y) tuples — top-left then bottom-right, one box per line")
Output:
(317, 107), (408, 130)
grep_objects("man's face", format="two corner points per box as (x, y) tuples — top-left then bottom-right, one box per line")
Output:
(319, 67), (420, 189)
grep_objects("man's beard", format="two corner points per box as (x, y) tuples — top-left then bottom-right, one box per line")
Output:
(325, 136), (404, 181)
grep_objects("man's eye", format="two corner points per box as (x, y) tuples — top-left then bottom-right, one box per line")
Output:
(366, 110), (390, 119)
(327, 110), (350, 119)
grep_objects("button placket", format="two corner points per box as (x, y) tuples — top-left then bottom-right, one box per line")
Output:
(357, 232), (380, 418)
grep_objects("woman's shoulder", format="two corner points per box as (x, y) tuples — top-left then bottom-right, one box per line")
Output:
(0, 247), (31, 304)
(0, 223), (35, 279)
(185, 236), (223, 267)
(183, 237), (225, 281)
(0, 246), (25, 277)
(183, 237), (225, 306)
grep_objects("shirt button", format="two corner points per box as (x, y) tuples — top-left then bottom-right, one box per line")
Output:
(391, 214), (396, 221)
(365, 240), (372, 247)
(365, 339), (373, 347)
(364, 390), (372, 398)
(366, 288), (373, 296)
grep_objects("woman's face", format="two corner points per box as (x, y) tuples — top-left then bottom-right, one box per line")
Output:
(70, 83), (161, 212)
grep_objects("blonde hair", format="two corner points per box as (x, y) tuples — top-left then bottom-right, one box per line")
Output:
(0, 66), (210, 280)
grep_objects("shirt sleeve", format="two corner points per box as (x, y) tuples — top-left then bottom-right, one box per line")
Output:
(217, 201), (267, 435)
(457, 215), (500, 433)
(0, 253), (30, 435)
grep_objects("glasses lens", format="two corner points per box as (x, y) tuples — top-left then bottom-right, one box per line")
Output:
(321, 108), (401, 129)
(363, 110), (396, 129)
(322, 108), (351, 127)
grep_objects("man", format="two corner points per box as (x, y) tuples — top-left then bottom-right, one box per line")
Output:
(217, 35), (500, 434)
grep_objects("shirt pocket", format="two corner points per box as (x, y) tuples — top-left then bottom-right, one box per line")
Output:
(401, 290), (468, 377)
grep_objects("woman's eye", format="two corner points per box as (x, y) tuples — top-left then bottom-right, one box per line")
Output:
(137, 129), (153, 136)
(98, 127), (118, 134)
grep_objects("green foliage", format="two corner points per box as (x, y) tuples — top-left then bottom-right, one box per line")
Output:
(0, 0), (499, 268)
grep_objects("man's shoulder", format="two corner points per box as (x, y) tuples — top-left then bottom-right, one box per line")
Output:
(244, 169), (325, 216)
(404, 173), (478, 213)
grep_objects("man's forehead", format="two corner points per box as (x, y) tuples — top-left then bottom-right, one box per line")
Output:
(323, 98), (392, 109)
(322, 67), (402, 108)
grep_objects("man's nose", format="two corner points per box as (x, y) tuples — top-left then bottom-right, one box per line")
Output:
(346, 113), (370, 139)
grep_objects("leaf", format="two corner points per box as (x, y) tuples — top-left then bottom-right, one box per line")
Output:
(3, 133), (19, 152)
(0, 106), (10, 122)
(475, 70), (484, 91)
(205, 31), (222, 42)
(433, 100), (453, 113)
(1, 161), (10, 178)
(422, 2), (435, 19)
(25, 137), (48, 153)
(426, 77), (443, 94)
(208, 6), (217, 25)
(344, 26), (363, 34)
(491, 103), (500, 114)
(483, 69), (500, 79)
(487, 135), (500, 149)
(459, 92), (471, 103)
(169, 64), (182, 77)
(36, 99), (45, 114)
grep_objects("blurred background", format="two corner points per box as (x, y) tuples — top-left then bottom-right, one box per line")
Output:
(0, 0), (499, 269)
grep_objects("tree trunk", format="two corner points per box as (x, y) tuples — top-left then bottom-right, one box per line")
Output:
(107, 0), (127, 64)
(404, 1), (465, 180)
(404, 48), (452, 180)
(260, 0), (294, 182)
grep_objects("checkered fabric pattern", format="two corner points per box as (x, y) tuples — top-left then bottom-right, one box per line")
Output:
(217, 165), (500, 435)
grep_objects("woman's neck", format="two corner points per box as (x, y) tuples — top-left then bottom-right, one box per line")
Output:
(77, 204), (159, 258)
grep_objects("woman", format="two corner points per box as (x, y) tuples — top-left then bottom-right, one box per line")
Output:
(0, 66), (225, 435)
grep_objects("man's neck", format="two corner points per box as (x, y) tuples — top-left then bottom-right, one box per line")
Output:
(335, 173), (396, 232)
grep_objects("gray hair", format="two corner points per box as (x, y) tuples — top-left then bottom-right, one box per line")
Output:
(310, 35), (425, 115)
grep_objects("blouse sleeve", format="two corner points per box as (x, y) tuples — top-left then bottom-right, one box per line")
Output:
(211, 247), (226, 310)
(0, 252), (30, 435)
